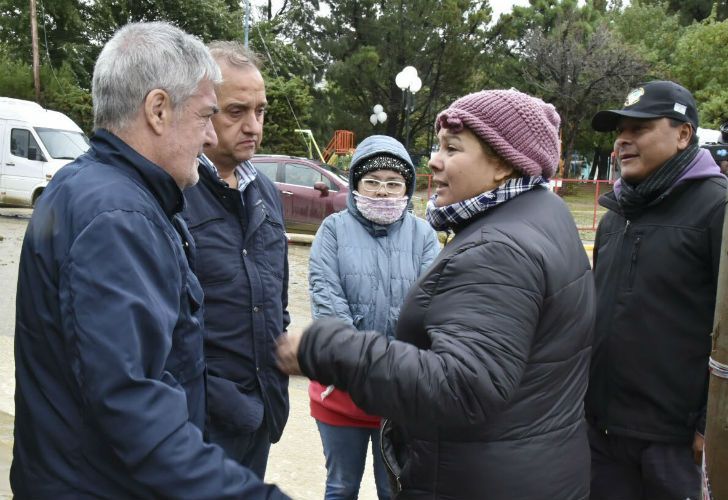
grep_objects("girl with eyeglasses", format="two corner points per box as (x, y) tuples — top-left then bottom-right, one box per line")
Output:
(304, 134), (439, 500)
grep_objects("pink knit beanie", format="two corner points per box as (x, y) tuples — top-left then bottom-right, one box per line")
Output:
(435, 89), (561, 178)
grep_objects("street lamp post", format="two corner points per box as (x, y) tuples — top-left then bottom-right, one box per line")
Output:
(395, 66), (422, 151)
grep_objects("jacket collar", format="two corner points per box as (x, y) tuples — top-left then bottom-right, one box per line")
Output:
(196, 158), (268, 241)
(601, 147), (725, 215)
(90, 129), (184, 218)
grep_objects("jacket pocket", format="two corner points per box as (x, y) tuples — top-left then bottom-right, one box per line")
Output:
(206, 373), (265, 433)
(188, 216), (242, 285)
(381, 418), (403, 496)
(166, 280), (206, 384)
(257, 215), (287, 281)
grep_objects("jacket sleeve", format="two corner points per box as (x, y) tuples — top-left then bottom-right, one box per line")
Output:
(299, 239), (543, 427)
(61, 210), (288, 499)
(420, 226), (440, 273)
(308, 216), (355, 325)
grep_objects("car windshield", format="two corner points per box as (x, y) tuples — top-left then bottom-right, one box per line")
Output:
(35, 127), (90, 160)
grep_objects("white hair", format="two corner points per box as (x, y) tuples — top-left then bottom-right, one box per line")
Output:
(92, 22), (222, 132)
(207, 40), (262, 71)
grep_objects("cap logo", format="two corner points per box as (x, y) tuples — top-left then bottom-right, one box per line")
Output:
(674, 103), (687, 115)
(624, 87), (644, 107)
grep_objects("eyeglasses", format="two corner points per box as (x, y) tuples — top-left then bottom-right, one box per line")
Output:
(360, 178), (406, 194)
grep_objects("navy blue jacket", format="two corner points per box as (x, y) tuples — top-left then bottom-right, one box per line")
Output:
(182, 161), (289, 442)
(11, 130), (288, 499)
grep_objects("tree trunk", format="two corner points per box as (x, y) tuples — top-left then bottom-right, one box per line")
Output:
(29, 0), (40, 103)
(705, 196), (728, 498)
(589, 148), (599, 180)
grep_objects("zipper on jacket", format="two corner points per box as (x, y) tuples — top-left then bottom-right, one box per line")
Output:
(380, 446), (402, 494)
(627, 234), (642, 290)
(380, 419), (402, 494)
(623, 219), (631, 234)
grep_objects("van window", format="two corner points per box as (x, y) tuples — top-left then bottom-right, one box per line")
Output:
(10, 129), (42, 160)
(35, 127), (89, 160)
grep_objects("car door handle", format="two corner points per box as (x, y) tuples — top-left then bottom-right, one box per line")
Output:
(5, 162), (15, 166)
(280, 190), (293, 196)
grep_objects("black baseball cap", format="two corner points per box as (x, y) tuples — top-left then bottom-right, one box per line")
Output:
(591, 80), (699, 132)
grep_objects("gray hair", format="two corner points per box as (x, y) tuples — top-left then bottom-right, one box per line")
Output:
(207, 40), (262, 71)
(92, 22), (222, 132)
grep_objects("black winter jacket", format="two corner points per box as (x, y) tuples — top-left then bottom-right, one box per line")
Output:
(585, 169), (727, 443)
(299, 187), (595, 499)
(183, 161), (290, 442)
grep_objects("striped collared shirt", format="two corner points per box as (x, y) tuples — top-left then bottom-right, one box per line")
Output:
(199, 154), (258, 198)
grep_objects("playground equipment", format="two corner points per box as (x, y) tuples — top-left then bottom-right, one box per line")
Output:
(324, 130), (355, 164)
(295, 129), (355, 165)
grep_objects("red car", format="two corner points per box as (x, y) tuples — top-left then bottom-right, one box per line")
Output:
(250, 155), (349, 234)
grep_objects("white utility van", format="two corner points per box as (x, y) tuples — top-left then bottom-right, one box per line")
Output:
(0, 97), (89, 207)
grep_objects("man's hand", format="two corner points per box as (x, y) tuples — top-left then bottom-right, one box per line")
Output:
(693, 432), (705, 465)
(276, 331), (304, 376)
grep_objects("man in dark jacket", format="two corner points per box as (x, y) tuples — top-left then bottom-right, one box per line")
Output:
(182, 41), (289, 479)
(586, 80), (726, 499)
(11, 22), (289, 499)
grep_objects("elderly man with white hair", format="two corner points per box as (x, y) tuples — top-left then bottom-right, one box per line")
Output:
(11, 21), (289, 499)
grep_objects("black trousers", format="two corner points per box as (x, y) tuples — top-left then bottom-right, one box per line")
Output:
(588, 423), (700, 500)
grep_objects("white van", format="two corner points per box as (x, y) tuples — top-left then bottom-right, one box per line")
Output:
(0, 97), (89, 207)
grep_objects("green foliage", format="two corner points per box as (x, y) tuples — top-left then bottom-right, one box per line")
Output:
(4, 0), (728, 165)
(274, 0), (494, 156)
(672, 18), (728, 127)
(613, 1), (684, 76)
(330, 153), (353, 171)
(639, 0), (728, 24)
(257, 75), (314, 156)
(87, 0), (244, 45)
(0, 52), (34, 100)
(505, 2), (650, 165)
(0, 53), (93, 133)
(0, 0), (91, 81)
(42, 64), (93, 133)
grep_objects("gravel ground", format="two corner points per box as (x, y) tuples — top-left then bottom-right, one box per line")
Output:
(0, 208), (380, 500)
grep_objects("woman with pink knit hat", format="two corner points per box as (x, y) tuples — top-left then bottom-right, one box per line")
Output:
(277, 89), (595, 499)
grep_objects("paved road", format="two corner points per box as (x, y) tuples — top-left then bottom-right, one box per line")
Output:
(0, 208), (380, 499)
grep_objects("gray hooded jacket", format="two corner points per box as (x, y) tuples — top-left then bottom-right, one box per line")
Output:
(308, 135), (439, 337)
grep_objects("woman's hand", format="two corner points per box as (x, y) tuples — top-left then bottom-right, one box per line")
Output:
(276, 330), (304, 376)
(693, 432), (705, 465)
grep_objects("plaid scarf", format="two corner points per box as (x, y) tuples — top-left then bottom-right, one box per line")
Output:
(617, 144), (699, 219)
(426, 176), (548, 231)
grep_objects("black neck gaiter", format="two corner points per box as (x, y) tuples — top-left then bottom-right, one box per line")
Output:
(618, 144), (699, 218)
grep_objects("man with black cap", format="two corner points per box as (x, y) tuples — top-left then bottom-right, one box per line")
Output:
(586, 80), (727, 499)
